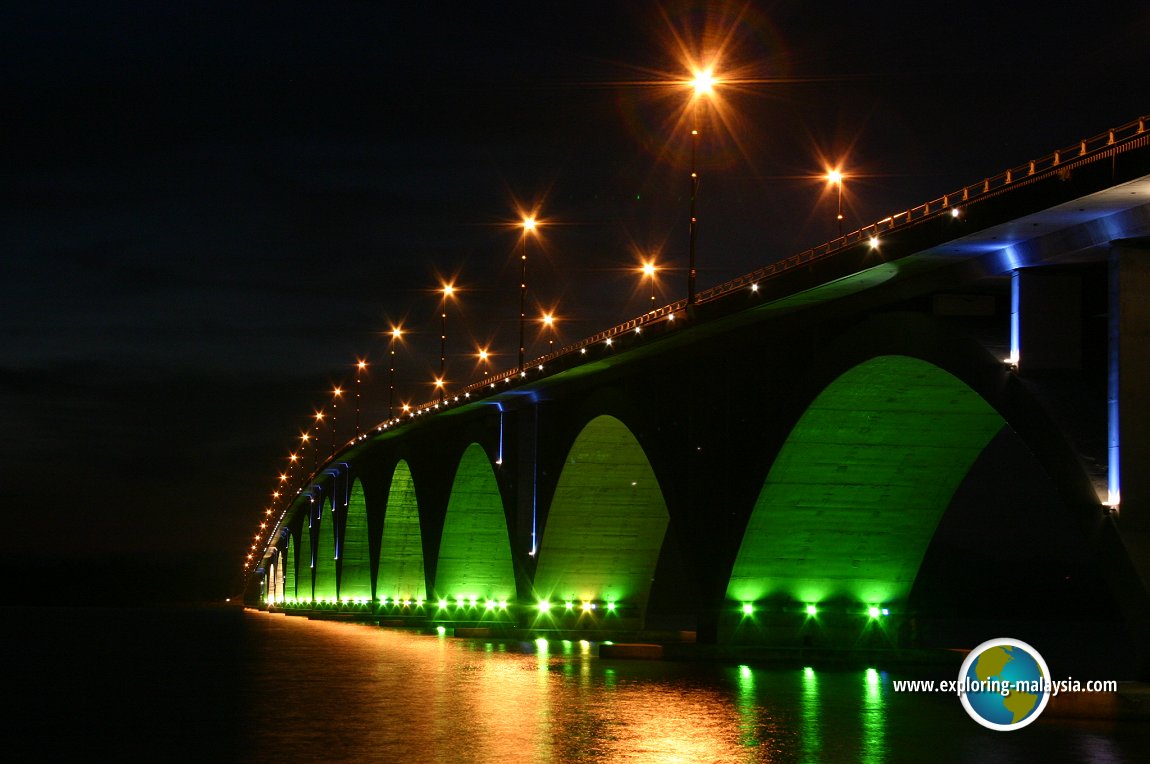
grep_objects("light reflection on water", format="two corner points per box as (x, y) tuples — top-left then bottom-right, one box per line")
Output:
(234, 612), (1146, 763)
(801, 664), (822, 761)
(9, 607), (1145, 762)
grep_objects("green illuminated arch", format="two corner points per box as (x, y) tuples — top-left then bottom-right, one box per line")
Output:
(534, 415), (669, 613)
(377, 460), (427, 602)
(340, 480), (371, 601)
(298, 507), (314, 603)
(283, 535), (296, 602)
(727, 355), (1005, 606)
(434, 444), (515, 602)
(314, 497), (338, 603)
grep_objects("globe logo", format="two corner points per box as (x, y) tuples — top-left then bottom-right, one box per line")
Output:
(958, 638), (1051, 730)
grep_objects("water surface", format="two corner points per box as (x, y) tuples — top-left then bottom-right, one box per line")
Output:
(5, 607), (1145, 762)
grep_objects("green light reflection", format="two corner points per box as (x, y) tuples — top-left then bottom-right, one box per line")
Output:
(861, 668), (886, 763)
(801, 667), (821, 762)
(736, 665), (758, 748)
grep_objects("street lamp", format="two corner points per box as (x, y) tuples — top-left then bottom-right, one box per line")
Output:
(439, 283), (455, 402)
(826, 168), (845, 237)
(519, 216), (537, 371)
(687, 68), (717, 305)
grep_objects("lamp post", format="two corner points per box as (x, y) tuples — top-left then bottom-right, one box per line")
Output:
(826, 168), (845, 237)
(439, 283), (454, 402)
(388, 325), (403, 419)
(329, 386), (343, 453)
(300, 430), (313, 472)
(477, 347), (491, 378)
(354, 359), (367, 437)
(687, 68), (715, 305)
(313, 410), (325, 466)
(519, 216), (536, 371)
(287, 451), (299, 488)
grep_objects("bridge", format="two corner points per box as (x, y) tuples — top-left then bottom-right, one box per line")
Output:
(247, 115), (1150, 670)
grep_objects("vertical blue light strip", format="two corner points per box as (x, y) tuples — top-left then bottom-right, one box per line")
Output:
(497, 404), (504, 464)
(1009, 269), (1020, 364)
(1108, 252), (1121, 507)
(309, 499), (316, 569)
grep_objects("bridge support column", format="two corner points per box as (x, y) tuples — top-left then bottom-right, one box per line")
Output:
(1111, 239), (1150, 531)
(1109, 239), (1150, 676)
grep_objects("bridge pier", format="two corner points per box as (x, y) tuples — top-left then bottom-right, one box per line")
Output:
(1109, 239), (1150, 676)
(1112, 238), (1150, 530)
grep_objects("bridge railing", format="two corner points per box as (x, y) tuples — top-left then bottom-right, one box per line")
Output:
(386, 114), (1150, 422)
(697, 114), (1150, 304)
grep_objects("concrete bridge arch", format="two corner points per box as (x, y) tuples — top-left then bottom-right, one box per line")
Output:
(268, 306), (1130, 642)
(716, 309), (1121, 646)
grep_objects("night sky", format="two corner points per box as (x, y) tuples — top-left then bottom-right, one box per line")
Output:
(4, 1), (1148, 599)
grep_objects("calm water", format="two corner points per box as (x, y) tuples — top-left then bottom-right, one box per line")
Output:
(5, 607), (1147, 762)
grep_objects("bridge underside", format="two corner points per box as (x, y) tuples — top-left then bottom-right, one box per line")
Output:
(434, 445), (516, 604)
(379, 461), (428, 603)
(314, 497), (337, 602)
(728, 355), (1004, 610)
(340, 481), (371, 602)
(534, 415), (669, 622)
